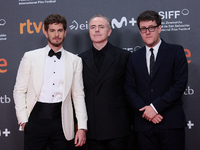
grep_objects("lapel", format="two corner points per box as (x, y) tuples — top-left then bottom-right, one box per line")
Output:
(33, 47), (48, 96)
(151, 40), (167, 80)
(96, 43), (116, 84)
(83, 48), (99, 77)
(82, 43), (116, 85)
(33, 47), (73, 101)
(62, 50), (73, 101)
(139, 47), (151, 84)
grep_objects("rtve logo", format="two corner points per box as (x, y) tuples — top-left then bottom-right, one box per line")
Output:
(159, 9), (189, 19)
(20, 19), (45, 34)
(0, 58), (7, 73)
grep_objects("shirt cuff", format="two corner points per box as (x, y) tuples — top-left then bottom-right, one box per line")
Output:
(19, 121), (28, 131)
(150, 103), (158, 114)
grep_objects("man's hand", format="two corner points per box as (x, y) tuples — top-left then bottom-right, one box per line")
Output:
(152, 114), (163, 124)
(139, 105), (157, 121)
(74, 129), (86, 147)
(21, 122), (26, 131)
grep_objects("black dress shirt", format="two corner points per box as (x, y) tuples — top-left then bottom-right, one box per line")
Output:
(92, 43), (108, 72)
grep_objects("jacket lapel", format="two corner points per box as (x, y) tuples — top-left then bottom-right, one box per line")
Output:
(83, 49), (99, 77)
(62, 51), (73, 101)
(33, 47), (47, 96)
(95, 44), (116, 84)
(139, 47), (151, 84)
(151, 41), (167, 80)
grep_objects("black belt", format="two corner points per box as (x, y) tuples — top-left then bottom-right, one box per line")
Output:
(30, 101), (62, 119)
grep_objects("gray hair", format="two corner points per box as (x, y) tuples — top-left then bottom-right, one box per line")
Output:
(89, 14), (111, 29)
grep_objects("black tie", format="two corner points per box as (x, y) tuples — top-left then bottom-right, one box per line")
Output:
(48, 49), (61, 59)
(150, 48), (154, 78)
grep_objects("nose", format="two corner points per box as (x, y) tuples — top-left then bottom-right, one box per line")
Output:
(55, 31), (59, 36)
(95, 27), (99, 32)
(146, 28), (150, 34)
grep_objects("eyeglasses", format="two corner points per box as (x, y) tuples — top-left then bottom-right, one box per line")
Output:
(139, 25), (159, 33)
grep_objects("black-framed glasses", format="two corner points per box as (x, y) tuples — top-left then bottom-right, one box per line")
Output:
(139, 25), (159, 33)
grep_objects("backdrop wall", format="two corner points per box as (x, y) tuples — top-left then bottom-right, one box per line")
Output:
(0, 0), (199, 149)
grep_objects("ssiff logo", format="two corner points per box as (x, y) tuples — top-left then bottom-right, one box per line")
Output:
(0, 19), (6, 26)
(0, 58), (7, 73)
(159, 9), (189, 19)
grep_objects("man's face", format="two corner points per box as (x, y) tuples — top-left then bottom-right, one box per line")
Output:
(139, 20), (161, 47)
(45, 23), (67, 49)
(89, 17), (112, 44)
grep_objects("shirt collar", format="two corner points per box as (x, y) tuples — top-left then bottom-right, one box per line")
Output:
(92, 42), (109, 56)
(145, 39), (162, 54)
(46, 45), (63, 55)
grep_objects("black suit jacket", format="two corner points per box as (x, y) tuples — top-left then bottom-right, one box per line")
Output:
(79, 43), (131, 140)
(124, 40), (188, 132)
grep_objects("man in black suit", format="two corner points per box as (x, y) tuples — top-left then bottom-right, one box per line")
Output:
(79, 14), (131, 150)
(124, 10), (188, 150)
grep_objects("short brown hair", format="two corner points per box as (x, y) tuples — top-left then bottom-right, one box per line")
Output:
(137, 10), (161, 28)
(44, 14), (67, 31)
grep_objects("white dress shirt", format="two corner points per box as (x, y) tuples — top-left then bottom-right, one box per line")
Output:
(38, 46), (64, 103)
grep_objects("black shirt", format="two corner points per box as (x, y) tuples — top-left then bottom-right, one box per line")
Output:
(92, 43), (108, 71)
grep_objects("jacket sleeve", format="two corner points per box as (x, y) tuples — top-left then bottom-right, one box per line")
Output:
(71, 57), (88, 130)
(13, 52), (32, 125)
(124, 53), (146, 111)
(152, 46), (188, 113)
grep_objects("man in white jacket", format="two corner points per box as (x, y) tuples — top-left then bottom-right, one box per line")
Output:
(13, 14), (87, 150)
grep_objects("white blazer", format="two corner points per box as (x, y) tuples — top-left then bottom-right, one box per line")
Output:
(13, 45), (87, 140)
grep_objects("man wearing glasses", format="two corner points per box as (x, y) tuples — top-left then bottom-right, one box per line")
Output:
(124, 10), (188, 150)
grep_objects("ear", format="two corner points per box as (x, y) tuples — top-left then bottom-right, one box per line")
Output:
(158, 25), (162, 34)
(64, 30), (67, 37)
(108, 28), (112, 36)
(44, 30), (48, 38)
(139, 29), (142, 35)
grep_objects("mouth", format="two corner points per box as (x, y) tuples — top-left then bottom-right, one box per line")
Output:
(94, 34), (101, 36)
(53, 37), (60, 40)
(146, 36), (152, 39)
(53, 38), (61, 41)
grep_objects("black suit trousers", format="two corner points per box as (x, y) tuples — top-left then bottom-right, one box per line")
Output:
(24, 114), (70, 150)
(87, 135), (131, 150)
(137, 126), (185, 150)
(24, 102), (70, 150)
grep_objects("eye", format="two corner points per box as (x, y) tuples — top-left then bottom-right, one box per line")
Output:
(140, 28), (146, 31)
(149, 26), (154, 30)
(58, 29), (64, 32)
(90, 26), (95, 29)
(49, 29), (55, 32)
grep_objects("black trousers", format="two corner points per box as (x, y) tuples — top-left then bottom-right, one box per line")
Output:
(137, 126), (185, 150)
(87, 135), (131, 150)
(24, 102), (71, 150)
